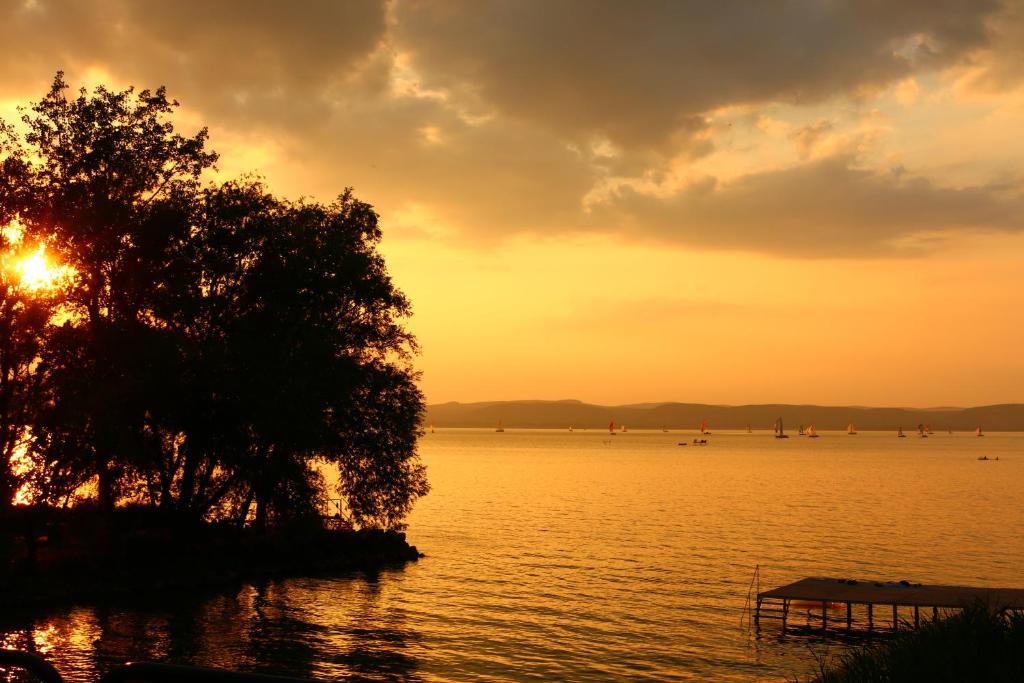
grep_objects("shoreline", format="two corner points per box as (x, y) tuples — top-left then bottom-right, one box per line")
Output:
(1, 508), (422, 610)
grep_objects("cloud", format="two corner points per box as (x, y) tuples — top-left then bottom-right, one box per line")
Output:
(0, 0), (1021, 258)
(395, 0), (1000, 156)
(592, 155), (1024, 255)
(792, 120), (834, 159)
(0, 0), (388, 128)
(289, 95), (601, 237)
(953, 1), (1024, 92)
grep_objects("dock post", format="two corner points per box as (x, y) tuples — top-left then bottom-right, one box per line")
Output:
(822, 603), (827, 632)
(754, 597), (761, 629)
(892, 604), (898, 632)
(846, 602), (852, 630)
(914, 606), (920, 629)
(867, 603), (873, 631)
(781, 599), (788, 632)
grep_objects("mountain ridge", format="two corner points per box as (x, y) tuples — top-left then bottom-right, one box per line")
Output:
(424, 400), (1024, 431)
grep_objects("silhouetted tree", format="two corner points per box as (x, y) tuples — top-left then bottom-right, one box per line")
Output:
(190, 182), (428, 529)
(7, 73), (214, 511)
(0, 240), (52, 511)
(0, 123), (53, 512)
(0, 73), (428, 529)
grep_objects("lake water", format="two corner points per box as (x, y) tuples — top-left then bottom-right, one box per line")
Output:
(3, 429), (1023, 681)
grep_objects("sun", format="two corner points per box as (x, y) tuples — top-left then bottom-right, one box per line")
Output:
(16, 245), (58, 290)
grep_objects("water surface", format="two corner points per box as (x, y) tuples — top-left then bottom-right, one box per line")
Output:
(4, 429), (1022, 681)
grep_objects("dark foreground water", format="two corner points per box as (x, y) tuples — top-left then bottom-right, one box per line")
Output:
(3, 430), (1022, 681)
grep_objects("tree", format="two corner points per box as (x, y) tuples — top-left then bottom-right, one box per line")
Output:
(0, 122), (54, 512)
(195, 183), (428, 529)
(0, 234), (52, 511)
(7, 73), (214, 511)
(0, 73), (428, 529)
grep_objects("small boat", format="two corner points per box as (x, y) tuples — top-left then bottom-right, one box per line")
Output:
(621, 424), (628, 433)
(608, 420), (616, 436)
(495, 420), (505, 433)
(662, 425), (669, 433)
(569, 426), (573, 432)
(806, 424), (819, 438)
(700, 419), (711, 435)
(897, 426), (906, 438)
(798, 424), (806, 436)
(917, 423), (927, 438)
(692, 438), (708, 446)
(774, 417), (789, 439)
(976, 427), (984, 437)
(430, 424), (435, 434)
(977, 456), (989, 461)
(747, 424), (752, 433)
(847, 423), (857, 435)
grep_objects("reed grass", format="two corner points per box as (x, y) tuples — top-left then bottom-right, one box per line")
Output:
(810, 603), (1024, 682)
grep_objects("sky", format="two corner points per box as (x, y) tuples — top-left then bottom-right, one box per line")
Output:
(2, 0), (1024, 407)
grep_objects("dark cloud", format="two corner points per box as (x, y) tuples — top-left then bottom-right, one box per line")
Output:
(284, 92), (601, 236)
(0, 0), (387, 127)
(592, 155), (1024, 255)
(0, 0), (1020, 256)
(395, 0), (1000, 155)
(959, 1), (1024, 90)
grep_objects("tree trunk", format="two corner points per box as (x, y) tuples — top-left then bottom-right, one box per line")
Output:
(237, 488), (254, 530)
(253, 490), (268, 532)
(97, 460), (116, 512)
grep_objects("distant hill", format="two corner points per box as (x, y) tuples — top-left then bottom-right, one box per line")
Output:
(424, 400), (1024, 431)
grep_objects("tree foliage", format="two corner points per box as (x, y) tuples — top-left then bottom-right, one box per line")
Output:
(0, 73), (428, 528)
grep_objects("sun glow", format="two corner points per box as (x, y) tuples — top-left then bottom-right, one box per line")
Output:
(15, 245), (59, 290)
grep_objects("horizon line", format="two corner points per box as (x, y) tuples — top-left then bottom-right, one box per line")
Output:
(427, 399), (1024, 411)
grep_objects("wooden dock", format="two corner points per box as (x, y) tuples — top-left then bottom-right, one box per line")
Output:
(755, 577), (1024, 633)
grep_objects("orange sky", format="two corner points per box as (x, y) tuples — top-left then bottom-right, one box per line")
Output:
(2, 1), (1024, 407)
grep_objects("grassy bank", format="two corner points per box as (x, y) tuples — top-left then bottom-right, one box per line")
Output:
(809, 604), (1024, 682)
(0, 505), (422, 608)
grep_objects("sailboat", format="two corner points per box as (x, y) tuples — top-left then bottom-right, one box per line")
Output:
(847, 423), (857, 435)
(700, 419), (711, 435)
(747, 424), (752, 434)
(608, 420), (616, 436)
(897, 426), (906, 438)
(569, 426), (573, 432)
(976, 426), (984, 437)
(662, 425), (669, 433)
(430, 424), (435, 434)
(774, 417), (789, 439)
(917, 423), (927, 438)
(798, 424), (806, 436)
(806, 424), (819, 438)
(621, 424), (628, 433)
(495, 420), (505, 433)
